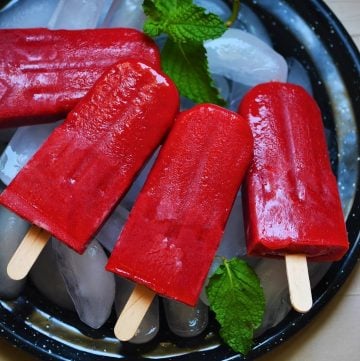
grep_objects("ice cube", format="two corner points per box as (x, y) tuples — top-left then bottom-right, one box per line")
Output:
(48, 0), (107, 29)
(205, 28), (288, 85)
(254, 258), (291, 335)
(199, 286), (210, 306)
(102, 0), (146, 30)
(200, 193), (247, 304)
(228, 81), (251, 111)
(254, 259), (331, 335)
(154, 34), (167, 51)
(218, 192), (247, 259)
(194, 0), (231, 21)
(287, 57), (314, 95)
(30, 240), (75, 310)
(115, 277), (159, 344)
(0, 0), (59, 28)
(213, 75), (230, 102)
(235, 3), (272, 46)
(95, 205), (129, 252)
(53, 239), (115, 329)
(163, 299), (208, 337)
(0, 122), (61, 186)
(121, 148), (160, 210)
(95, 0), (113, 27)
(0, 206), (29, 299)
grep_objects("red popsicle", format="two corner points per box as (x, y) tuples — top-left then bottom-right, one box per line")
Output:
(238, 82), (349, 312)
(239, 82), (348, 261)
(106, 104), (253, 310)
(0, 60), (179, 279)
(0, 28), (161, 128)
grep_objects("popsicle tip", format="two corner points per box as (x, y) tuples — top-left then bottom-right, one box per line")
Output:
(285, 254), (313, 313)
(7, 224), (50, 280)
(291, 294), (313, 313)
(7, 260), (26, 281)
(114, 319), (134, 342)
(113, 284), (156, 341)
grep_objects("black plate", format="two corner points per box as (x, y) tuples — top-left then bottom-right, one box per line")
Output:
(0, 0), (359, 360)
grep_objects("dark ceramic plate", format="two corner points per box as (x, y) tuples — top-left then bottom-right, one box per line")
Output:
(0, 0), (359, 360)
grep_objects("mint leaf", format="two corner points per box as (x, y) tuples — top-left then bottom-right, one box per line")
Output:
(161, 38), (225, 105)
(143, 0), (226, 104)
(142, 0), (158, 18)
(206, 258), (265, 355)
(143, 0), (226, 43)
(143, 0), (169, 37)
(164, 5), (226, 43)
(143, 19), (163, 38)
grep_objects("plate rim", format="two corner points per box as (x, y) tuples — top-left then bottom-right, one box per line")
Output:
(0, 0), (359, 360)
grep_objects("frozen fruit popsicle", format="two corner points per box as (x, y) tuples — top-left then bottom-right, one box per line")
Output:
(106, 104), (253, 340)
(0, 59), (179, 280)
(0, 0), (112, 186)
(0, 28), (161, 128)
(238, 82), (349, 311)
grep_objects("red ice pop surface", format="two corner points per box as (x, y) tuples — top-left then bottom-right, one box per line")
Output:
(238, 82), (349, 261)
(0, 28), (161, 128)
(106, 104), (253, 306)
(0, 60), (179, 253)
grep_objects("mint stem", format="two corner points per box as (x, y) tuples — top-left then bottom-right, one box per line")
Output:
(223, 259), (235, 290)
(225, 0), (241, 27)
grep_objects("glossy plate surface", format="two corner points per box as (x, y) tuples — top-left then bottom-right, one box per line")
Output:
(0, 0), (359, 360)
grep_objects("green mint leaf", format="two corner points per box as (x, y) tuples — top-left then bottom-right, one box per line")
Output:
(161, 38), (225, 105)
(165, 4), (227, 43)
(206, 258), (265, 355)
(143, 0), (226, 43)
(142, 0), (158, 18)
(143, 19), (162, 38)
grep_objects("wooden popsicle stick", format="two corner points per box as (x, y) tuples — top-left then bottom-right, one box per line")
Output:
(7, 224), (51, 280)
(114, 284), (156, 341)
(285, 254), (313, 313)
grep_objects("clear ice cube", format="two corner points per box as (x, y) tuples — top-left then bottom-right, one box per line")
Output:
(53, 239), (116, 329)
(0, 206), (29, 299)
(115, 277), (159, 344)
(48, 0), (106, 29)
(102, 0), (146, 30)
(0, 0), (59, 28)
(163, 298), (208, 337)
(30, 240), (75, 310)
(0, 122), (61, 186)
(205, 28), (288, 85)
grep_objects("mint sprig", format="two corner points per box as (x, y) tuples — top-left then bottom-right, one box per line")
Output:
(143, 0), (227, 105)
(161, 38), (226, 105)
(143, 0), (226, 42)
(206, 258), (265, 355)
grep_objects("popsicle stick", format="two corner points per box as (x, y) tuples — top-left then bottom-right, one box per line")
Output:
(7, 225), (51, 280)
(285, 254), (312, 313)
(114, 284), (156, 341)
